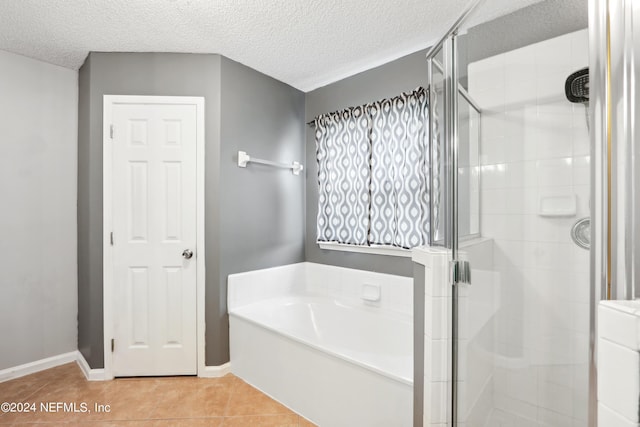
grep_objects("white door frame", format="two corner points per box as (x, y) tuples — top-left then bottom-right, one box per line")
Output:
(103, 95), (205, 379)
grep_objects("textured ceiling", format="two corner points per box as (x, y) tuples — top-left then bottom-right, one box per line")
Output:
(0, 0), (545, 91)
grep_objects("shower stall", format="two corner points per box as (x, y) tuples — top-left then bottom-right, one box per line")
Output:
(418, 0), (640, 425)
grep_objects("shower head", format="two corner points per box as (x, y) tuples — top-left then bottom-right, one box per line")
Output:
(565, 67), (589, 103)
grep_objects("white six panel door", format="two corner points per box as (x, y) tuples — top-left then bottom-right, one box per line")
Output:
(111, 102), (197, 376)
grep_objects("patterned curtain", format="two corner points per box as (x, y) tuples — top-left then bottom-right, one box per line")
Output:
(315, 106), (371, 245)
(369, 88), (430, 248)
(315, 88), (430, 248)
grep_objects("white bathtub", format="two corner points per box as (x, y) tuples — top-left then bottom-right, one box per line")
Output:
(228, 262), (413, 427)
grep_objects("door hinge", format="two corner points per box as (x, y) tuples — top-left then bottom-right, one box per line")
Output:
(110, 232), (114, 246)
(450, 259), (472, 285)
(109, 124), (114, 139)
(111, 338), (115, 352)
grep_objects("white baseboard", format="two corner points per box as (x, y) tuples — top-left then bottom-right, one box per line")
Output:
(199, 362), (231, 378)
(0, 351), (78, 383)
(75, 351), (106, 381)
(1, 351), (214, 382)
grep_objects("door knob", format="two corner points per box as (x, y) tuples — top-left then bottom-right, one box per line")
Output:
(182, 249), (194, 259)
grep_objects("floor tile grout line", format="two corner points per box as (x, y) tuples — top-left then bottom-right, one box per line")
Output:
(220, 375), (240, 422)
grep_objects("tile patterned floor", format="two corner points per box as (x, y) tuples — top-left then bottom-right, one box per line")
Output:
(0, 363), (316, 426)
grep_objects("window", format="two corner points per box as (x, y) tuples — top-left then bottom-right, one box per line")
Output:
(314, 87), (430, 250)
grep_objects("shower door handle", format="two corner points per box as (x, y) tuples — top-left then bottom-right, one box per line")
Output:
(450, 260), (471, 285)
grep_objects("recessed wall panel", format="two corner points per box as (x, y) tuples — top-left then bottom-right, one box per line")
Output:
(164, 162), (182, 241)
(129, 119), (148, 146)
(129, 162), (149, 242)
(164, 267), (182, 346)
(129, 267), (149, 347)
(164, 119), (182, 145)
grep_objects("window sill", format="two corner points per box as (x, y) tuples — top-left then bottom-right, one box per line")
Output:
(317, 242), (412, 258)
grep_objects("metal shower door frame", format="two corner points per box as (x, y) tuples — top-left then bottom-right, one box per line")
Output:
(425, 0), (486, 424)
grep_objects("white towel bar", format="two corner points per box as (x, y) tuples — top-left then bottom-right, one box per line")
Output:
(237, 150), (303, 175)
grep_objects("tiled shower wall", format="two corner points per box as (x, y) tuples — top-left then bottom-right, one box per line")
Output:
(468, 29), (590, 426)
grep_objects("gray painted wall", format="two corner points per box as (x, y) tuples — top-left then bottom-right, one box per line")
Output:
(0, 49), (78, 369)
(215, 57), (305, 364)
(77, 52), (304, 368)
(304, 51), (429, 277)
(77, 54), (96, 366)
(77, 52), (221, 369)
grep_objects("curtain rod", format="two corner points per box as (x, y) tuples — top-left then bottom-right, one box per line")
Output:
(306, 87), (427, 129)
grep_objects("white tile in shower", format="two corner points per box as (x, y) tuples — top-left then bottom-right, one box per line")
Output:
(570, 271), (590, 304)
(504, 45), (537, 83)
(529, 241), (573, 270)
(494, 392), (538, 422)
(535, 35), (574, 78)
(422, 266), (434, 296)
(481, 189), (509, 214)
(480, 136), (507, 166)
(473, 87), (506, 113)
(571, 241), (590, 272)
(429, 381), (449, 424)
(482, 111), (508, 141)
(505, 79), (537, 109)
(535, 113), (574, 159)
(569, 302), (590, 333)
(570, 332), (590, 365)
(539, 364), (572, 388)
(536, 299), (572, 334)
(535, 216), (575, 243)
(480, 163), (507, 189)
(503, 191), (527, 216)
(572, 362), (589, 420)
(538, 380), (574, 417)
(504, 163), (527, 189)
(486, 215), (525, 241)
(518, 160), (539, 190)
(536, 158), (574, 187)
(570, 31), (589, 70)
(573, 184), (590, 217)
(533, 333), (572, 368)
(468, 53), (506, 91)
(424, 296), (450, 340)
(522, 193), (540, 219)
(480, 214), (502, 240)
(572, 155), (590, 186)
(571, 124), (590, 158)
(538, 406), (574, 427)
(494, 240), (525, 270)
(507, 366), (539, 406)
(425, 338), (449, 382)
(536, 72), (572, 106)
(534, 268), (573, 302)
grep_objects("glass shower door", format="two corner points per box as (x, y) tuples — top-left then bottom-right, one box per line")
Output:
(437, 1), (592, 425)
